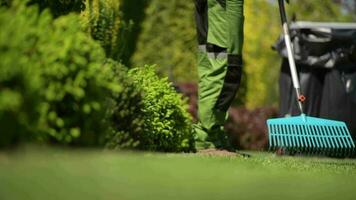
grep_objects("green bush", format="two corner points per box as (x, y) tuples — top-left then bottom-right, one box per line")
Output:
(36, 14), (117, 146)
(0, 0), (196, 151)
(104, 60), (145, 149)
(0, 3), (42, 147)
(0, 1), (119, 147)
(81, 0), (131, 61)
(128, 66), (195, 152)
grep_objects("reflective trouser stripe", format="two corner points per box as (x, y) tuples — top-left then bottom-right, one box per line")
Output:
(207, 52), (227, 60)
(198, 45), (207, 52)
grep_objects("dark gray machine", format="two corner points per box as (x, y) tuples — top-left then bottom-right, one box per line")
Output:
(274, 21), (356, 137)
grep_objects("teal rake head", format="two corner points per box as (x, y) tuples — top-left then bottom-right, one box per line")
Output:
(268, 114), (356, 157)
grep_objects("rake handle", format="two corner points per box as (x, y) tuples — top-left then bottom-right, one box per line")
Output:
(278, 0), (305, 114)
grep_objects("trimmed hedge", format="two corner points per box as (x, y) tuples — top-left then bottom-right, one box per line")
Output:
(128, 66), (195, 152)
(104, 60), (145, 149)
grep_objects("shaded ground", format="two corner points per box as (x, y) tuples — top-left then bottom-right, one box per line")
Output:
(1, 146), (356, 200)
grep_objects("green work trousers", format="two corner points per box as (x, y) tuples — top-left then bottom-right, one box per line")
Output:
(194, 0), (244, 146)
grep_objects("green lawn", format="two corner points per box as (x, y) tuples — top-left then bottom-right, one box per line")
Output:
(0, 146), (356, 200)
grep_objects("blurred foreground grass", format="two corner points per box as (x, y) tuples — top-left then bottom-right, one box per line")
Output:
(0, 146), (356, 200)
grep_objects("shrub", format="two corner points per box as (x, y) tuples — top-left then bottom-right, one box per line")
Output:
(0, 1), (119, 146)
(128, 66), (195, 152)
(0, 3), (42, 147)
(0, 0), (196, 151)
(81, 0), (131, 61)
(36, 14), (116, 146)
(104, 60), (145, 149)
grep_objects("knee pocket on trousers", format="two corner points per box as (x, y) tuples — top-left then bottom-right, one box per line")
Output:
(214, 54), (243, 112)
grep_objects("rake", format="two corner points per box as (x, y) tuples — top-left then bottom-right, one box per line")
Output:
(267, 0), (356, 157)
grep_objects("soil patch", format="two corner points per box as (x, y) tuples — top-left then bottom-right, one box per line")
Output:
(197, 149), (238, 157)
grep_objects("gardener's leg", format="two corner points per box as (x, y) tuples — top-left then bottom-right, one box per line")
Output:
(194, 0), (244, 150)
(214, 0), (244, 111)
(194, 0), (215, 149)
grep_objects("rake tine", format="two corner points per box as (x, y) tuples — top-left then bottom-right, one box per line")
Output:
(284, 125), (293, 149)
(337, 126), (349, 156)
(327, 126), (339, 152)
(336, 126), (347, 149)
(309, 125), (317, 153)
(274, 125), (278, 150)
(291, 125), (296, 149)
(317, 126), (326, 153)
(276, 125), (281, 148)
(281, 125), (286, 148)
(310, 125), (317, 154)
(305, 125), (311, 153)
(268, 124), (272, 150)
(324, 126), (334, 156)
(273, 124), (277, 149)
(290, 125), (296, 152)
(315, 126), (321, 154)
(285, 125), (290, 149)
(343, 126), (355, 148)
(340, 126), (353, 157)
(316, 126), (324, 155)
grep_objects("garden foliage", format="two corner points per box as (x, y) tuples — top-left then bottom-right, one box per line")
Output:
(129, 66), (195, 152)
(0, 1), (195, 151)
(0, 2), (42, 146)
(104, 60), (145, 149)
(120, 0), (149, 66)
(132, 0), (198, 83)
(34, 14), (116, 146)
(29, 0), (84, 17)
(0, 1), (117, 146)
(81, 0), (131, 61)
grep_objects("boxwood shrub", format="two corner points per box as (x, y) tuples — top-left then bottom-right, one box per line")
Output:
(104, 60), (145, 149)
(128, 66), (195, 152)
